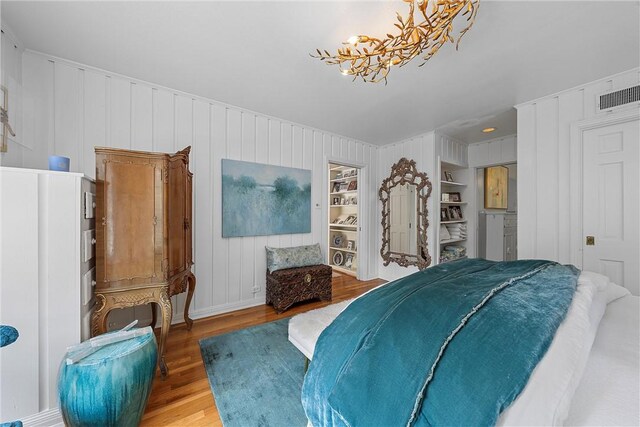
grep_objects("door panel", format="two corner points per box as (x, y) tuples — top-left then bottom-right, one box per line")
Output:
(104, 161), (156, 281)
(583, 119), (639, 294)
(186, 173), (193, 266)
(168, 159), (186, 276)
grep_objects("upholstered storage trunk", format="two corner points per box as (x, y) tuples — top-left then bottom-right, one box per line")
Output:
(266, 264), (332, 313)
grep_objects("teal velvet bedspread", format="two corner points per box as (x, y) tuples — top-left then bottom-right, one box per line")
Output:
(301, 258), (579, 426)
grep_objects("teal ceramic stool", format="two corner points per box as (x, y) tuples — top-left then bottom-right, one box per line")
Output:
(58, 329), (158, 427)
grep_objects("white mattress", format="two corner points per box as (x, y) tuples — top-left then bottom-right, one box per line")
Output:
(565, 294), (640, 425)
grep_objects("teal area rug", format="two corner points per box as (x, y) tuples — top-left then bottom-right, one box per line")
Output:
(199, 318), (308, 426)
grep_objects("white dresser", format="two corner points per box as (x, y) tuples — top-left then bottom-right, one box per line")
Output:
(0, 167), (95, 423)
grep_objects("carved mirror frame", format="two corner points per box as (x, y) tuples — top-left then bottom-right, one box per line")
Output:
(379, 157), (432, 270)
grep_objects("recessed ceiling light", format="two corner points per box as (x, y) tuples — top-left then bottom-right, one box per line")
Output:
(482, 127), (496, 133)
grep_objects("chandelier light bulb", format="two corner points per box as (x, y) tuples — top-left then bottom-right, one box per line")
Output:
(347, 36), (360, 45)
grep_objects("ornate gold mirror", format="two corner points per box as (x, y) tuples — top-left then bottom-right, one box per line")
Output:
(379, 157), (432, 269)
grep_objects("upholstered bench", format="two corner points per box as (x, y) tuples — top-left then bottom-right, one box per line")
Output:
(265, 244), (332, 313)
(287, 299), (353, 360)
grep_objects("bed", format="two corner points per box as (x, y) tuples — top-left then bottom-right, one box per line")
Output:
(289, 259), (639, 426)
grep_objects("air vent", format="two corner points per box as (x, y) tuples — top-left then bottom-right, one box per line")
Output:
(598, 85), (640, 111)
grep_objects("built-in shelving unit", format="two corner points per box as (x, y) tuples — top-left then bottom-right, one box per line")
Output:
(437, 160), (469, 264)
(328, 163), (360, 277)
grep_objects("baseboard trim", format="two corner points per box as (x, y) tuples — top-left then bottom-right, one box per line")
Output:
(21, 407), (63, 427)
(188, 298), (265, 321)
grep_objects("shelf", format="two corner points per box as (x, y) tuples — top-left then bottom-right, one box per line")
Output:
(329, 246), (357, 254)
(440, 181), (466, 187)
(440, 238), (467, 245)
(441, 220), (467, 224)
(329, 223), (358, 229)
(330, 190), (357, 195)
(330, 204), (357, 208)
(440, 201), (467, 205)
(330, 176), (358, 183)
(330, 165), (354, 171)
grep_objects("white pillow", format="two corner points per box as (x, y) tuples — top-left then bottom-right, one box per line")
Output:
(604, 282), (631, 304)
(497, 271), (607, 426)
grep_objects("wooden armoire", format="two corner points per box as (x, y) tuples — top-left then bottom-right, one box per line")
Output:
(92, 146), (195, 376)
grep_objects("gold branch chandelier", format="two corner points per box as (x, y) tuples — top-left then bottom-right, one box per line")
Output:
(312, 0), (480, 83)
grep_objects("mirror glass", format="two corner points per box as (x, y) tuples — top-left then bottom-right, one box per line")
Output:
(380, 157), (432, 269)
(389, 184), (418, 255)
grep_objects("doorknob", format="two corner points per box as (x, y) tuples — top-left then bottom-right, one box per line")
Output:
(586, 236), (595, 246)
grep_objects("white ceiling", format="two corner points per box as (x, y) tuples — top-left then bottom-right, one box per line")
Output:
(2, 1), (639, 145)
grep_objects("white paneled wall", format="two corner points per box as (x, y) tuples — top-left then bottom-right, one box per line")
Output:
(516, 68), (639, 263)
(0, 24), (25, 167)
(20, 50), (379, 324)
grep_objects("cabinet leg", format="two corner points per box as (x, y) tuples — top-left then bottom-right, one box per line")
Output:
(158, 289), (173, 379)
(91, 294), (110, 337)
(150, 303), (157, 330)
(184, 273), (196, 331)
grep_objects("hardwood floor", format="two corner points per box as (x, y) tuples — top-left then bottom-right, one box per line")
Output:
(141, 272), (385, 426)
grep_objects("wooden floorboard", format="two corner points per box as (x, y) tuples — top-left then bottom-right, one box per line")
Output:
(141, 272), (385, 426)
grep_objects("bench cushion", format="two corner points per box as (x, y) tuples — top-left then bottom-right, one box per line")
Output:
(288, 299), (353, 359)
(266, 244), (323, 273)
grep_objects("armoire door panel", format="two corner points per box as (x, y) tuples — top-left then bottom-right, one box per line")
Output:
(104, 161), (156, 281)
(168, 159), (186, 276)
(186, 173), (193, 266)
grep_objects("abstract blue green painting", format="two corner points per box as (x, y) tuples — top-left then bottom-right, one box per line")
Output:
(222, 159), (311, 237)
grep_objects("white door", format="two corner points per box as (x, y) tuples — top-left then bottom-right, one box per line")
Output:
(582, 119), (639, 294)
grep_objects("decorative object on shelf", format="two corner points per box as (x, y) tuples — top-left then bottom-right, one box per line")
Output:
(448, 205), (463, 220)
(441, 207), (450, 221)
(332, 234), (344, 247)
(58, 327), (157, 427)
(380, 157), (432, 269)
(347, 240), (355, 251)
(222, 159), (311, 237)
(443, 170), (454, 182)
(450, 192), (461, 202)
(332, 251), (344, 266)
(441, 192), (450, 202)
(349, 196), (358, 205)
(48, 155), (71, 172)
(332, 196), (340, 205)
(344, 254), (354, 269)
(439, 225), (451, 241)
(485, 165), (508, 209)
(0, 85), (16, 153)
(347, 180), (357, 191)
(311, 0), (480, 83)
(332, 182), (341, 193)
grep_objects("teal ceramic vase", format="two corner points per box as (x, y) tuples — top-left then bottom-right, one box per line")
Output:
(58, 331), (157, 427)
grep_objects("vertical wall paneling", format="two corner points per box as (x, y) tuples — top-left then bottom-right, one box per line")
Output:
(21, 54), (54, 170)
(193, 100), (212, 311)
(534, 97), (559, 261)
(82, 70), (106, 177)
(108, 77), (131, 150)
(516, 67), (639, 263)
(210, 104), (228, 308)
(53, 62), (81, 171)
(240, 112), (256, 301)
(20, 50), (379, 324)
(131, 83), (153, 151)
(152, 88), (174, 152)
(556, 91), (584, 263)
